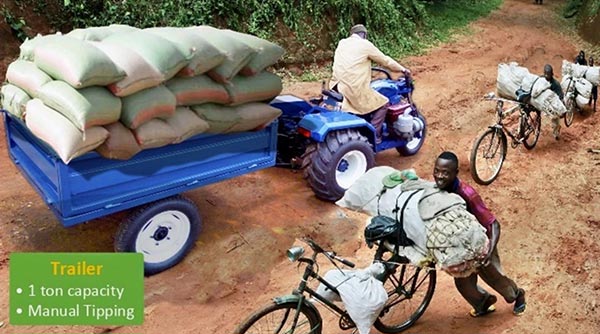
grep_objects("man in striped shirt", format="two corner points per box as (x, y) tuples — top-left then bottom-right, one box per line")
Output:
(433, 151), (526, 317)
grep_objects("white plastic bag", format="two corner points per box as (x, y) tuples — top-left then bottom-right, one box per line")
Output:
(315, 263), (387, 334)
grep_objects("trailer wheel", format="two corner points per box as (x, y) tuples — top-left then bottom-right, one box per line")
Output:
(301, 129), (375, 202)
(115, 195), (202, 276)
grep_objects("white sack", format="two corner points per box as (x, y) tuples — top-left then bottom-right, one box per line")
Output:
(575, 78), (593, 99)
(530, 90), (567, 117)
(562, 60), (600, 85)
(315, 263), (387, 334)
(520, 73), (550, 98)
(576, 94), (591, 110)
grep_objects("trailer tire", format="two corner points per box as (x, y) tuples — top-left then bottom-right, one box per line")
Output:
(115, 195), (202, 276)
(301, 129), (375, 202)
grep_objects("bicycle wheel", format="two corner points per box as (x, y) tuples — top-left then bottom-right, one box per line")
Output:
(564, 95), (575, 127)
(234, 301), (321, 334)
(373, 263), (437, 333)
(469, 128), (507, 185)
(521, 109), (541, 150)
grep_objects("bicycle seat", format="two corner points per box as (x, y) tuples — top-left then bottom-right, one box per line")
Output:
(322, 89), (344, 102)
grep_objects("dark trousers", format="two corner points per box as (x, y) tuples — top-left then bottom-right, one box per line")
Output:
(454, 225), (520, 311)
(370, 105), (388, 143)
(591, 86), (598, 111)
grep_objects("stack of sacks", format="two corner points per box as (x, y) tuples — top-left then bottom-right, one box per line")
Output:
(497, 62), (566, 118)
(561, 59), (600, 110)
(336, 167), (489, 277)
(0, 24), (285, 164)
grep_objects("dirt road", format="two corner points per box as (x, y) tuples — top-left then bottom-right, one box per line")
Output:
(1, 0), (599, 333)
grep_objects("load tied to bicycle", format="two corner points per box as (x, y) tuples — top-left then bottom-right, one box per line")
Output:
(235, 164), (526, 334)
(471, 60), (599, 186)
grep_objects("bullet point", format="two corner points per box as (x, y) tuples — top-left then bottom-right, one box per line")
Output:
(16, 288), (22, 294)
(16, 308), (23, 314)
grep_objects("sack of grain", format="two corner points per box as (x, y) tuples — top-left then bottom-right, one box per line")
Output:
(145, 27), (225, 77)
(6, 60), (52, 98)
(33, 36), (125, 88)
(19, 33), (64, 61)
(165, 75), (230, 106)
(132, 119), (177, 150)
(576, 94), (590, 110)
(561, 75), (575, 93)
(120, 85), (176, 129)
(91, 41), (164, 97)
(192, 103), (241, 133)
(221, 30), (285, 76)
(225, 71), (283, 106)
(66, 24), (140, 41)
(96, 122), (142, 160)
(25, 99), (109, 164)
(37, 81), (121, 130)
(103, 30), (193, 82)
(228, 103), (282, 132)
(1, 84), (31, 119)
(165, 107), (210, 143)
(189, 26), (256, 83)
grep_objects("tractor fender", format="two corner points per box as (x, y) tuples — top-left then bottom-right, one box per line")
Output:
(298, 111), (376, 143)
(272, 294), (323, 334)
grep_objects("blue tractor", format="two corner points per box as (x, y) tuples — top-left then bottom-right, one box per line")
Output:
(272, 68), (427, 201)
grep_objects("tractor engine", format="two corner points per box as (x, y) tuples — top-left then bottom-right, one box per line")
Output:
(387, 102), (424, 141)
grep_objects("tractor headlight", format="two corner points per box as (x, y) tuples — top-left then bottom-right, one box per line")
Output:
(286, 246), (305, 262)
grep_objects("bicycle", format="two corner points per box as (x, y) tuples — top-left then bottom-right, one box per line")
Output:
(233, 237), (436, 334)
(563, 76), (595, 128)
(563, 76), (578, 127)
(470, 92), (542, 185)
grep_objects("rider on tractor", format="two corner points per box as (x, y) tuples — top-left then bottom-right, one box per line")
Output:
(330, 24), (411, 144)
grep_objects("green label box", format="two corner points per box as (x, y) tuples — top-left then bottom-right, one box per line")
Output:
(10, 253), (144, 325)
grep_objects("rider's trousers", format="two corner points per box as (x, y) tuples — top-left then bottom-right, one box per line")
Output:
(453, 221), (520, 312)
(370, 105), (388, 144)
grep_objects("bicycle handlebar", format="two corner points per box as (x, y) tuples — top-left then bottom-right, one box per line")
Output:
(301, 237), (355, 268)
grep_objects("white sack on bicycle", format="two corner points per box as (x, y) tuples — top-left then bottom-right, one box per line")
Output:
(530, 89), (567, 117)
(335, 166), (398, 211)
(520, 73), (551, 98)
(316, 263), (388, 334)
(575, 78), (593, 99)
(496, 62), (530, 100)
(562, 59), (600, 85)
(561, 75), (575, 93)
(336, 167), (430, 264)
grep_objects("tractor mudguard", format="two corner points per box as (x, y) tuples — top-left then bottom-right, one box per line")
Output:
(298, 112), (376, 143)
(270, 95), (314, 117)
(272, 294), (323, 334)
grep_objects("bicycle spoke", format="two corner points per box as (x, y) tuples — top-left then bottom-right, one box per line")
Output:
(475, 131), (502, 179)
(243, 308), (315, 334)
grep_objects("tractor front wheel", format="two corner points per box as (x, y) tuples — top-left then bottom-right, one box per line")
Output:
(301, 129), (375, 202)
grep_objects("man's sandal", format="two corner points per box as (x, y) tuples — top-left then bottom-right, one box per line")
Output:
(469, 294), (497, 318)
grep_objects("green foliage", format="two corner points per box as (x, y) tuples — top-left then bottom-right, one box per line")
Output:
(30, 0), (502, 66)
(563, 0), (584, 18)
(1, 7), (29, 42)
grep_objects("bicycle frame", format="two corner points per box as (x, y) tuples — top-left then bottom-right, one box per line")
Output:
(490, 97), (535, 147)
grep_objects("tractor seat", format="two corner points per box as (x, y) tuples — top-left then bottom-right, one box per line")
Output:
(322, 89), (344, 102)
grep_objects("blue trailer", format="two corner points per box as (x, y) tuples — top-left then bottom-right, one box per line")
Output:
(3, 111), (277, 275)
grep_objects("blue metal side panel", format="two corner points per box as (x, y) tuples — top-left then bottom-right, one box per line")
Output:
(3, 111), (277, 227)
(297, 112), (374, 142)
